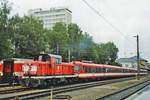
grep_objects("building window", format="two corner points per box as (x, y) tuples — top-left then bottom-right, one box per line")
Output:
(125, 64), (128, 67)
(40, 11), (50, 14)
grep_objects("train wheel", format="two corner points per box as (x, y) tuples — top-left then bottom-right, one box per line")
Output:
(52, 79), (57, 85)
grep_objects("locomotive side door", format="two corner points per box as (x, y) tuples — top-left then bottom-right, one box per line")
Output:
(3, 59), (14, 82)
(51, 56), (62, 75)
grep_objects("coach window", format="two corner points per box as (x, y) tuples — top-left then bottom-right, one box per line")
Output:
(115, 69), (117, 72)
(106, 68), (108, 72)
(85, 67), (87, 72)
(88, 67), (90, 72)
(125, 69), (127, 73)
(102, 68), (104, 72)
(97, 67), (99, 72)
(89, 67), (91, 72)
(93, 67), (96, 72)
(96, 67), (98, 73)
(112, 69), (114, 72)
(87, 67), (90, 72)
(96, 67), (99, 73)
(100, 68), (102, 72)
(112, 68), (114, 72)
(85, 67), (88, 72)
(117, 69), (119, 72)
(74, 65), (82, 71)
(91, 67), (95, 73)
(94, 67), (96, 72)
(107, 68), (110, 72)
(98, 68), (100, 72)
(86, 67), (89, 72)
(97, 67), (100, 72)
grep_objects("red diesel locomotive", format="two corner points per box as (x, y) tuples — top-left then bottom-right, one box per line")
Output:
(20, 54), (147, 87)
(20, 54), (75, 87)
(0, 58), (31, 84)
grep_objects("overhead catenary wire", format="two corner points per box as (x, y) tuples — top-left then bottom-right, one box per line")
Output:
(81, 0), (136, 46)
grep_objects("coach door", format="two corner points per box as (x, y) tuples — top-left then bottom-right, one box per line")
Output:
(3, 59), (14, 82)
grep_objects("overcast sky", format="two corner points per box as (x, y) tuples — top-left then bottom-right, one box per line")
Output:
(8, 0), (150, 61)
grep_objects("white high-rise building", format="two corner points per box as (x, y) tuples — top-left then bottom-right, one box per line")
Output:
(28, 7), (72, 29)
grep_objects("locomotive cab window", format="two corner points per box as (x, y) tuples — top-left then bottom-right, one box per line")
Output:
(38, 55), (43, 61)
(34, 55), (51, 62)
(56, 58), (61, 64)
(46, 56), (50, 62)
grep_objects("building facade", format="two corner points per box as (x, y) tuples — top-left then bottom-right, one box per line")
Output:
(28, 7), (72, 29)
(116, 56), (148, 68)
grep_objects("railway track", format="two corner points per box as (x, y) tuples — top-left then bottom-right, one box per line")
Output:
(0, 77), (137, 100)
(0, 83), (10, 88)
(0, 83), (19, 88)
(0, 87), (30, 94)
(97, 79), (150, 100)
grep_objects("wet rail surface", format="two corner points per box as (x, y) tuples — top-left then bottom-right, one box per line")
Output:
(0, 77), (136, 100)
(97, 79), (150, 100)
(125, 85), (150, 100)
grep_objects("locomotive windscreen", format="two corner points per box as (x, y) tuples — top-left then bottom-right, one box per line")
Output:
(34, 54), (50, 62)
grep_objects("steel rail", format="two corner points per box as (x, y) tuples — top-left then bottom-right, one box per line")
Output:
(0, 83), (19, 88)
(0, 88), (31, 94)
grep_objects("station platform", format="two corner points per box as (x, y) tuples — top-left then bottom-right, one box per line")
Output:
(126, 85), (150, 100)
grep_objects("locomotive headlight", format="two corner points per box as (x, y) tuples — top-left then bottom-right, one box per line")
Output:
(0, 72), (2, 76)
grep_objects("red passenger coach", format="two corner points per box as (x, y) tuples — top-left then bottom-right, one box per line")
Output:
(72, 61), (146, 79)
(0, 58), (31, 84)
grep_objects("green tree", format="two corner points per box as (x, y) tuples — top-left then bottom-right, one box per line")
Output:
(67, 24), (82, 45)
(10, 15), (46, 58)
(67, 24), (83, 61)
(0, 0), (12, 59)
(78, 33), (93, 60)
(98, 42), (119, 65)
(45, 22), (69, 61)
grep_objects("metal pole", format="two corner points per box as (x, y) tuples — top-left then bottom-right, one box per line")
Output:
(136, 35), (140, 80)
